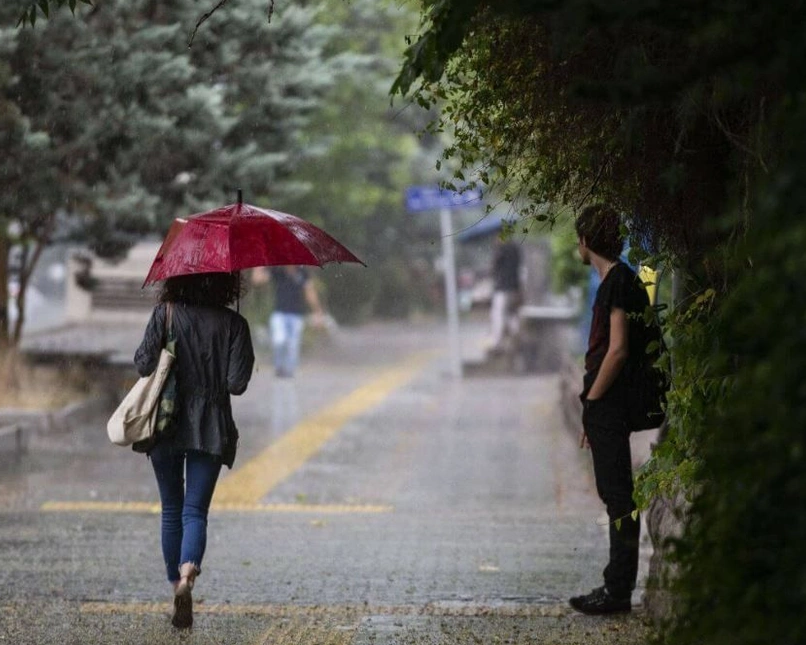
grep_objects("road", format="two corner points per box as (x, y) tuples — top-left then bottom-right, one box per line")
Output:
(0, 319), (652, 644)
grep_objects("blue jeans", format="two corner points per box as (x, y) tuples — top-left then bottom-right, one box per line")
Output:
(270, 311), (305, 376)
(150, 444), (222, 583)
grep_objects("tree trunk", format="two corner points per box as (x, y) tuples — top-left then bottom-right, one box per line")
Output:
(0, 234), (9, 352)
(0, 235), (17, 390)
(12, 240), (45, 346)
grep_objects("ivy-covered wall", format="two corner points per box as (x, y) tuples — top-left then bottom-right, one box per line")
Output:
(661, 101), (806, 645)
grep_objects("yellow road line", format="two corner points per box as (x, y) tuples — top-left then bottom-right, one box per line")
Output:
(41, 501), (162, 513)
(40, 501), (392, 514)
(79, 601), (573, 618)
(213, 354), (432, 506)
(80, 602), (362, 617)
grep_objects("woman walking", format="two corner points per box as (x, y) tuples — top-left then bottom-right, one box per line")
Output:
(134, 272), (254, 629)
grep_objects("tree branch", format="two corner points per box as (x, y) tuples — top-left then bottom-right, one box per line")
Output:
(189, 0), (276, 46)
(574, 152), (611, 210)
(188, 0), (233, 47)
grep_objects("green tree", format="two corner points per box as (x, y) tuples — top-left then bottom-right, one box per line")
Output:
(179, 0), (343, 211)
(278, 0), (441, 323)
(0, 58), (60, 347)
(1, 0), (344, 347)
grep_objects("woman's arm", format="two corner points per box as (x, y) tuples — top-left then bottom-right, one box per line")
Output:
(133, 304), (166, 377)
(227, 316), (255, 395)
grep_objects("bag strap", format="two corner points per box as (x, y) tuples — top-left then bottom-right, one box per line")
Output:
(165, 302), (175, 343)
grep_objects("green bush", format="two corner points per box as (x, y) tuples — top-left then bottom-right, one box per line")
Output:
(661, 103), (806, 645)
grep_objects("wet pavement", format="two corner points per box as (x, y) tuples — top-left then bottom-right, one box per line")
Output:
(0, 318), (653, 644)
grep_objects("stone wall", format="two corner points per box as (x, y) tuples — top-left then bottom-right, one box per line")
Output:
(644, 491), (687, 621)
(0, 396), (112, 440)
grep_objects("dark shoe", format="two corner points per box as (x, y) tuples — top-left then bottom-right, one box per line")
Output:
(569, 586), (631, 615)
(172, 587), (192, 629)
(172, 563), (197, 629)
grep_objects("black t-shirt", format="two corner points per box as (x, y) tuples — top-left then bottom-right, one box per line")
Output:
(493, 242), (521, 291)
(582, 262), (650, 426)
(271, 267), (309, 315)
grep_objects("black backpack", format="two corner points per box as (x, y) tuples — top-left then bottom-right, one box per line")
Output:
(626, 304), (670, 431)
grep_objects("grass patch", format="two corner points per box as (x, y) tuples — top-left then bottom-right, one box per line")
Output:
(0, 356), (91, 411)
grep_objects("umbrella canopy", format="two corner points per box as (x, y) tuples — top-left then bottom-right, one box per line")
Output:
(143, 200), (365, 286)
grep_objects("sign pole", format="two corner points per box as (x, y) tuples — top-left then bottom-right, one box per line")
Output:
(404, 184), (482, 380)
(439, 207), (463, 378)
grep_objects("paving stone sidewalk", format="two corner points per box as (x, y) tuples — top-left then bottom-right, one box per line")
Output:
(0, 319), (654, 644)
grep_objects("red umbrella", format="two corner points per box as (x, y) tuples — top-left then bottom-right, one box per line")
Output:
(143, 196), (365, 285)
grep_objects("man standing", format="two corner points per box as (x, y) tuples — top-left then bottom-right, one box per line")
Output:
(489, 237), (523, 352)
(570, 204), (650, 615)
(269, 266), (324, 378)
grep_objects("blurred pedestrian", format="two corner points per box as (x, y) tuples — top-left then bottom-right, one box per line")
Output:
(268, 266), (324, 378)
(569, 204), (650, 615)
(134, 272), (254, 629)
(489, 237), (523, 352)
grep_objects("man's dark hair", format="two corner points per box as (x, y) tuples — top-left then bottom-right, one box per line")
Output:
(159, 272), (244, 307)
(575, 204), (624, 261)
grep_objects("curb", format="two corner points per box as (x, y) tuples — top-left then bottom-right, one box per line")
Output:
(0, 396), (113, 458)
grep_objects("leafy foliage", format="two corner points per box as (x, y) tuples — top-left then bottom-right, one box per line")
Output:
(4, 0), (438, 344)
(0, 0), (352, 344)
(395, 1), (779, 271)
(3, 0), (340, 253)
(633, 288), (717, 509)
(16, 0), (92, 27)
(659, 102), (806, 645)
(275, 0), (442, 323)
(548, 216), (587, 295)
(0, 52), (63, 345)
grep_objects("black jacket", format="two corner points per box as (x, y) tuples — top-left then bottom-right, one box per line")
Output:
(493, 242), (521, 292)
(134, 301), (254, 468)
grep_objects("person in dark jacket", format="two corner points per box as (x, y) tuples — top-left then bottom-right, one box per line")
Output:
(134, 272), (254, 629)
(489, 238), (523, 352)
(569, 204), (650, 616)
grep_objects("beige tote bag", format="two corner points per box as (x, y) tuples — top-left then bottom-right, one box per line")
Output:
(107, 305), (176, 446)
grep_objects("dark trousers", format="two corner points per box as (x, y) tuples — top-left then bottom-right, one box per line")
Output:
(584, 418), (640, 596)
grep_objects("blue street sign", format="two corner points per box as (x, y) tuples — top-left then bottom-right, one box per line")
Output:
(405, 185), (483, 212)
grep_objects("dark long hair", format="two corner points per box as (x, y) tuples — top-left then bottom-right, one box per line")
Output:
(159, 272), (243, 308)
